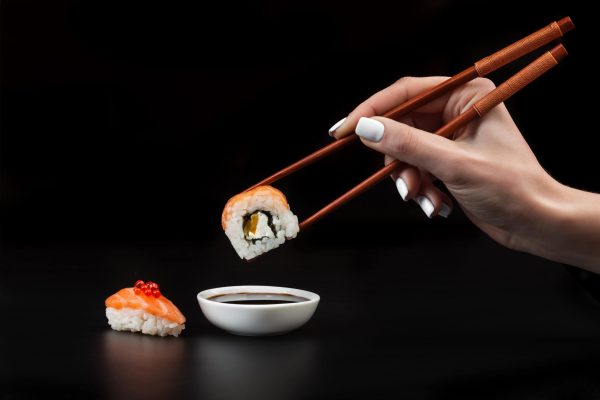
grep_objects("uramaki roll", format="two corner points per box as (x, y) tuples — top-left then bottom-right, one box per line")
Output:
(222, 186), (299, 260)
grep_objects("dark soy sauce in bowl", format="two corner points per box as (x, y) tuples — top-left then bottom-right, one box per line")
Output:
(208, 293), (309, 305)
(198, 285), (320, 335)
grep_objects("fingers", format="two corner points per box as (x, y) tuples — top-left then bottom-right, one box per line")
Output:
(386, 156), (420, 201)
(388, 159), (453, 218)
(412, 173), (453, 218)
(355, 116), (463, 183)
(328, 76), (450, 139)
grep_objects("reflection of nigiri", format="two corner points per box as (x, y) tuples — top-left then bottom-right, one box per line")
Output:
(222, 185), (299, 260)
(105, 280), (186, 337)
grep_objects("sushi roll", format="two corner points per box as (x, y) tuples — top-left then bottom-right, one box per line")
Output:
(222, 185), (299, 260)
(105, 280), (186, 337)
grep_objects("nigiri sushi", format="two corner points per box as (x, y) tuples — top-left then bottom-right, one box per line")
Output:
(105, 280), (186, 337)
(222, 185), (299, 260)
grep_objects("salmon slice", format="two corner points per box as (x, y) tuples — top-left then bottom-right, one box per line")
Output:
(105, 288), (186, 325)
(221, 185), (289, 230)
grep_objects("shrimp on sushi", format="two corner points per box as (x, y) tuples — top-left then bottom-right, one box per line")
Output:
(222, 185), (299, 260)
(105, 280), (186, 337)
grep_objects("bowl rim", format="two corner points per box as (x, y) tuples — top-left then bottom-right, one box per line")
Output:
(197, 285), (320, 309)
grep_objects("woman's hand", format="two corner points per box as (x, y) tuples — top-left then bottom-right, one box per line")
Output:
(328, 76), (600, 272)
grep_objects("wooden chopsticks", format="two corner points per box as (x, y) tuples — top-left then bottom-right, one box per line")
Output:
(300, 44), (568, 229)
(247, 17), (573, 229)
(248, 17), (573, 192)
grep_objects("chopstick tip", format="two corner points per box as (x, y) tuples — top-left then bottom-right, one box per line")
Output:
(550, 44), (568, 62)
(558, 16), (575, 34)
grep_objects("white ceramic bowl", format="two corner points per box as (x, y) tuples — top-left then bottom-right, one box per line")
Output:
(197, 285), (320, 336)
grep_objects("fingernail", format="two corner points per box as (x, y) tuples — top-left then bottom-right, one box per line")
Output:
(355, 117), (384, 142)
(415, 196), (434, 218)
(439, 202), (452, 218)
(395, 177), (408, 200)
(328, 117), (347, 136)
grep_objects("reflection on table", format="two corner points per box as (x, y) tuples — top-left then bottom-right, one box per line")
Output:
(193, 335), (318, 400)
(102, 331), (185, 400)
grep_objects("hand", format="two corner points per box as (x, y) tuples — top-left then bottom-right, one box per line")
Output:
(328, 76), (600, 272)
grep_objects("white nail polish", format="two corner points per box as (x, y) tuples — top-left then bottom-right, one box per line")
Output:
(439, 203), (452, 218)
(355, 117), (384, 142)
(328, 117), (347, 136)
(416, 196), (434, 218)
(395, 177), (408, 200)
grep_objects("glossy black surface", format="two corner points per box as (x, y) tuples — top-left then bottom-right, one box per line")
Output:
(3, 223), (600, 399)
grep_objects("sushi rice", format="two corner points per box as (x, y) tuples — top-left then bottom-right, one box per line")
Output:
(106, 307), (185, 337)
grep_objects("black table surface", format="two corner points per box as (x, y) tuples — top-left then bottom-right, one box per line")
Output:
(2, 222), (600, 400)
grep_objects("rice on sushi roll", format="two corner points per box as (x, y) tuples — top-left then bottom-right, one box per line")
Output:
(105, 280), (186, 337)
(222, 185), (299, 260)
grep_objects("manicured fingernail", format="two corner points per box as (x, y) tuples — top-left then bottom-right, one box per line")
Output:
(416, 196), (434, 218)
(328, 117), (347, 136)
(395, 177), (408, 200)
(439, 203), (452, 218)
(355, 117), (384, 142)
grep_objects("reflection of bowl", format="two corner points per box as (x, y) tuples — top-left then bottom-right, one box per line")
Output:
(197, 285), (320, 336)
(194, 336), (318, 399)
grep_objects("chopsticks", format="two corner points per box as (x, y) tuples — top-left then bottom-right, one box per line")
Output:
(248, 17), (574, 191)
(300, 44), (568, 229)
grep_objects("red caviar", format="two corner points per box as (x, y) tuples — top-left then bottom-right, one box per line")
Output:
(149, 282), (159, 290)
(133, 280), (161, 298)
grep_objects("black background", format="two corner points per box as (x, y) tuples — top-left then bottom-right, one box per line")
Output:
(2, 0), (598, 242)
(2, 1), (600, 399)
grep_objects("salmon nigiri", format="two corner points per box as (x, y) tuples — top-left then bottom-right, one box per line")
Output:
(105, 280), (186, 337)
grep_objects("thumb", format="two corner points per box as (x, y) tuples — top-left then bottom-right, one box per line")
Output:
(354, 116), (463, 182)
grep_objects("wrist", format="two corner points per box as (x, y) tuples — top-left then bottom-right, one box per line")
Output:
(522, 177), (600, 272)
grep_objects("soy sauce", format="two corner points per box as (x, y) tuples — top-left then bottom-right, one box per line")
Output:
(208, 293), (309, 305)
(221, 300), (300, 305)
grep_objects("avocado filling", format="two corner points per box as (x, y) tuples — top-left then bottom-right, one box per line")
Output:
(243, 211), (276, 242)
